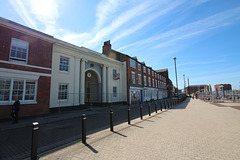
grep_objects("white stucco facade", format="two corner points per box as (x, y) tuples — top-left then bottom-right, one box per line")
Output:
(50, 40), (127, 108)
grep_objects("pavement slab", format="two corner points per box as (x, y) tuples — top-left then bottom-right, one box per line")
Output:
(40, 98), (240, 160)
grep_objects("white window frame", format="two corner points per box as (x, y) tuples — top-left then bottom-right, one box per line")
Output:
(152, 71), (154, 76)
(131, 71), (135, 84)
(59, 56), (69, 72)
(143, 66), (146, 73)
(58, 83), (68, 101)
(0, 78), (37, 103)
(113, 87), (117, 98)
(152, 79), (155, 87)
(138, 74), (141, 85)
(148, 68), (150, 75)
(130, 59), (136, 68)
(144, 76), (147, 86)
(9, 38), (29, 64)
(148, 77), (151, 87)
(155, 80), (157, 88)
(138, 63), (141, 71)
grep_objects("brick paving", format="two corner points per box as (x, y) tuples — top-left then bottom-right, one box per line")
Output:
(40, 98), (240, 160)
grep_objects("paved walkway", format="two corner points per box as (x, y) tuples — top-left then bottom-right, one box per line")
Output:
(40, 98), (240, 160)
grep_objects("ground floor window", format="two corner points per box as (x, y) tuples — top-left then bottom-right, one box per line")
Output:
(58, 83), (68, 100)
(0, 78), (37, 102)
(131, 90), (140, 101)
(113, 87), (117, 97)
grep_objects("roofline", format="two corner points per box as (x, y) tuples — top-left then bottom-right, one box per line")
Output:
(0, 17), (55, 43)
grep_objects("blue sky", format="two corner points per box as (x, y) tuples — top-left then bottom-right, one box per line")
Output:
(1, 0), (240, 90)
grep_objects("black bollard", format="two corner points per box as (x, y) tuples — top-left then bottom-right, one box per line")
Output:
(82, 114), (86, 143)
(31, 122), (39, 160)
(160, 101), (162, 111)
(128, 107), (131, 125)
(140, 103), (143, 120)
(155, 103), (157, 113)
(110, 110), (114, 131)
(148, 103), (151, 116)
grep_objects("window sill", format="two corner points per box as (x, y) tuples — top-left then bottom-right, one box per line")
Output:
(0, 101), (37, 106)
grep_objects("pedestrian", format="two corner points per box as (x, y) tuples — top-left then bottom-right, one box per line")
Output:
(11, 97), (20, 123)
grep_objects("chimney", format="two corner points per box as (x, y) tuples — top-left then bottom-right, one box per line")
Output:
(102, 40), (111, 56)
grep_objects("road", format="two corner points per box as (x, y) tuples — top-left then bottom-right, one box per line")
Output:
(0, 100), (172, 160)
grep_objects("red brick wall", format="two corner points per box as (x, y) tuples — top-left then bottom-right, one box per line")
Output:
(0, 76), (51, 119)
(0, 26), (53, 68)
(0, 25), (53, 119)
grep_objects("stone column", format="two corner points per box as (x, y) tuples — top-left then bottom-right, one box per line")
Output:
(80, 58), (86, 105)
(107, 66), (112, 103)
(74, 58), (80, 105)
(102, 65), (107, 103)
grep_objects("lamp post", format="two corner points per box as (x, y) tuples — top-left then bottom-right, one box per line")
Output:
(183, 74), (186, 94)
(173, 57), (178, 96)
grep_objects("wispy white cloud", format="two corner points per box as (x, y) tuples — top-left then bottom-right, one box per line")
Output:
(118, 6), (240, 51)
(9, 0), (60, 35)
(95, 0), (126, 31)
(83, 0), (157, 48)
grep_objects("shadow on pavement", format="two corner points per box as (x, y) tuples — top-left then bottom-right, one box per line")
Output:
(171, 98), (190, 110)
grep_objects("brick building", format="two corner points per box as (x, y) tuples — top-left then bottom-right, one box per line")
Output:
(156, 68), (173, 97)
(0, 17), (55, 119)
(102, 40), (167, 104)
(214, 84), (232, 91)
(186, 84), (211, 95)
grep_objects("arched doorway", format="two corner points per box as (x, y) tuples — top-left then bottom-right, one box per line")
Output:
(85, 70), (99, 103)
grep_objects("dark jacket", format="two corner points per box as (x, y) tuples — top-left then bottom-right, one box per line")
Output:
(13, 100), (20, 113)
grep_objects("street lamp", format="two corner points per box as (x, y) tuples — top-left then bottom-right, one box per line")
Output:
(183, 74), (186, 93)
(173, 57), (178, 95)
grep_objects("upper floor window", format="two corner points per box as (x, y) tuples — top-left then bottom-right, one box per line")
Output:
(130, 59), (136, 68)
(152, 71), (154, 76)
(148, 68), (150, 75)
(143, 66), (146, 73)
(138, 63), (141, 71)
(131, 71), (135, 84)
(152, 79), (155, 87)
(155, 80), (157, 87)
(10, 38), (29, 63)
(144, 76), (147, 86)
(59, 57), (69, 72)
(148, 77), (151, 86)
(138, 74), (142, 85)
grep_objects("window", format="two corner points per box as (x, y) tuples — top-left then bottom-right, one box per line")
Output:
(138, 74), (141, 85)
(155, 80), (157, 88)
(12, 80), (24, 100)
(113, 69), (117, 79)
(113, 87), (117, 97)
(0, 79), (11, 101)
(143, 66), (146, 73)
(152, 71), (154, 76)
(144, 76), (147, 86)
(138, 63), (141, 71)
(59, 57), (69, 72)
(130, 59), (136, 68)
(148, 77), (151, 87)
(0, 78), (37, 102)
(10, 38), (29, 63)
(131, 72), (135, 84)
(152, 79), (154, 87)
(58, 84), (68, 100)
(148, 68), (150, 75)
(25, 81), (36, 100)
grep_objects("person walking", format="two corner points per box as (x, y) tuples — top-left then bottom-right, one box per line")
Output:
(11, 97), (20, 123)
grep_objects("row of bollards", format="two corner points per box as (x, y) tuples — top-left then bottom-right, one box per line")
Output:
(30, 97), (186, 159)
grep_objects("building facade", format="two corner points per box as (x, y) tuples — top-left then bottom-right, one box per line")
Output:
(186, 84), (211, 95)
(102, 40), (168, 104)
(50, 40), (127, 109)
(0, 17), (54, 118)
(214, 84), (232, 91)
